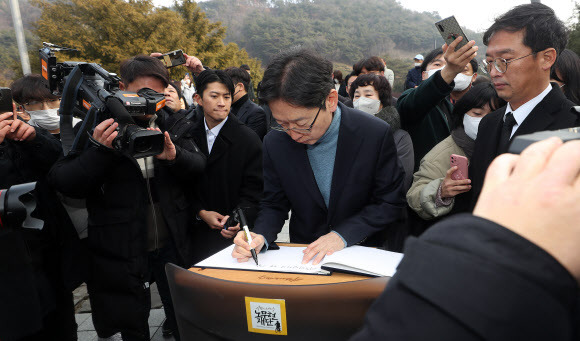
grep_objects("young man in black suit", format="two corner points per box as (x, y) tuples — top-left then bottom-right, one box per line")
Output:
(469, 3), (579, 207)
(232, 48), (406, 265)
(191, 69), (263, 263)
(225, 67), (268, 140)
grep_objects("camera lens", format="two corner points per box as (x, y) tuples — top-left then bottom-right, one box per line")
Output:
(134, 138), (153, 153)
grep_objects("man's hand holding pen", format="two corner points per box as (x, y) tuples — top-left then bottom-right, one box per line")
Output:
(232, 232), (265, 263)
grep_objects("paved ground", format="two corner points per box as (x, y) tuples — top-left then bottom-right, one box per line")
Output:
(72, 223), (290, 339)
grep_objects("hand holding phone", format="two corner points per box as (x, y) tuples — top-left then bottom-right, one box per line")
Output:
(450, 154), (468, 180)
(441, 156), (472, 199)
(0, 88), (13, 114)
(435, 16), (469, 51)
(155, 50), (186, 68)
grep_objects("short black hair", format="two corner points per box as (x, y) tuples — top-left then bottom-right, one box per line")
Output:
(469, 59), (478, 74)
(421, 48), (443, 73)
(348, 73), (392, 107)
(259, 48), (333, 108)
(240, 64), (251, 71)
(168, 81), (188, 110)
(352, 60), (364, 76)
(483, 3), (568, 56)
(473, 74), (492, 86)
(333, 70), (343, 82)
(11, 74), (58, 104)
(195, 69), (235, 98)
(551, 49), (580, 105)
(344, 72), (354, 87)
(224, 67), (251, 92)
(450, 82), (506, 130)
(361, 56), (385, 72)
(119, 55), (170, 88)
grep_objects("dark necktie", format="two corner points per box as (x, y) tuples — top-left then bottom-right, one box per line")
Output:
(498, 112), (517, 154)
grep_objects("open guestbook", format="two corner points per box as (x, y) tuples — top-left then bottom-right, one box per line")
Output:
(195, 244), (403, 277)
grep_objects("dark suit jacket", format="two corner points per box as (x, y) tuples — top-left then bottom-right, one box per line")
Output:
(235, 97), (268, 140)
(350, 214), (579, 340)
(468, 85), (578, 209)
(253, 103), (406, 247)
(191, 114), (263, 262)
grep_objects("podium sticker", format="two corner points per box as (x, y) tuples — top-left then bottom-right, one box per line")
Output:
(245, 297), (287, 335)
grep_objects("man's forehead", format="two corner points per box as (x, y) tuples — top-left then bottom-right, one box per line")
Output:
(270, 99), (314, 121)
(204, 82), (230, 94)
(485, 29), (526, 56)
(429, 56), (445, 65)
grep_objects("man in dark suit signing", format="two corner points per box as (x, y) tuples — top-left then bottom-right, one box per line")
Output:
(469, 3), (579, 207)
(224, 67), (268, 140)
(190, 69), (263, 263)
(232, 48), (406, 265)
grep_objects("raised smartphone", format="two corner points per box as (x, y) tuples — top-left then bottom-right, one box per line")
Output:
(0, 87), (13, 113)
(450, 154), (469, 180)
(157, 50), (186, 68)
(435, 16), (469, 51)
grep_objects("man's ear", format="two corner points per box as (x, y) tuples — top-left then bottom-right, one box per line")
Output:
(194, 93), (203, 107)
(119, 81), (126, 91)
(237, 82), (246, 92)
(471, 73), (478, 83)
(541, 48), (558, 71)
(326, 89), (339, 112)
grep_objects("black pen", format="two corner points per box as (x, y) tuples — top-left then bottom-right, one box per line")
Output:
(236, 208), (258, 265)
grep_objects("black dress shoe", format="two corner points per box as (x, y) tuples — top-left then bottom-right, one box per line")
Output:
(162, 319), (173, 336)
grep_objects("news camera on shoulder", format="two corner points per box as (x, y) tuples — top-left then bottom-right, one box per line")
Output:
(40, 43), (166, 158)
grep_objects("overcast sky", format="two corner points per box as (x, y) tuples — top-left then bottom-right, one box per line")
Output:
(152, 0), (577, 33)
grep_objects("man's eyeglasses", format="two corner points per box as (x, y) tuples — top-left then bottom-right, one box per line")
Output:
(23, 98), (60, 111)
(482, 52), (536, 74)
(271, 104), (324, 134)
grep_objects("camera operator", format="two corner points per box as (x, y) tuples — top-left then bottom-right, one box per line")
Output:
(0, 108), (82, 340)
(49, 55), (206, 340)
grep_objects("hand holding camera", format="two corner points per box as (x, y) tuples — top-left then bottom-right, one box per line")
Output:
(92, 119), (118, 149)
(150, 50), (204, 76)
(149, 129), (176, 161)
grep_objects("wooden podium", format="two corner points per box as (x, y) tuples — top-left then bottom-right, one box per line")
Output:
(166, 245), (390, 340)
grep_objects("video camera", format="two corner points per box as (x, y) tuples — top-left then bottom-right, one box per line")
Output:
(40, 42), (165, 158)
(509, 126), (580, 154)
(0, 182), (43, 231)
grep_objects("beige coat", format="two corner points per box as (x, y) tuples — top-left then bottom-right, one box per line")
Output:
(407, 135), (466, 220)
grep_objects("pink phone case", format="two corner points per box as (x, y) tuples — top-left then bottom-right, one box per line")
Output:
(450, 154), (469, 180)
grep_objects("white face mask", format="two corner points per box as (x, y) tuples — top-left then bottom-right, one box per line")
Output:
(426, 67), (444, 79)
(453, 73), (473, 92)
(414, 63), (422, 67)
(463, 114), (483, 140)
(26, 108), (60, 131)
(354, 97), (381, 115)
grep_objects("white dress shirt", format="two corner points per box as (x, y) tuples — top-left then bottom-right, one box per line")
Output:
(204, 116), (228, 154)
(504, 84), (552, 138)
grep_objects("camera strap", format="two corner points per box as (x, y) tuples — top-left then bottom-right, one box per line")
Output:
(59, 66), (84, 156)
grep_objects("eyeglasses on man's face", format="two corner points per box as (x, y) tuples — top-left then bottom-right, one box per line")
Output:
(271, 104), (324, 135)
(23, 98), (60, 111)
(482, 52), (536, 74)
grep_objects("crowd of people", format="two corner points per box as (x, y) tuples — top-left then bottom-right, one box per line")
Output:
(1, 2), (580, 341)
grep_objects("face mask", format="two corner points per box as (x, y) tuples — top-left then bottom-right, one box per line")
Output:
(463, 114), (483, 140)
(426, 67), (444, 79)
(414, 63), (422, 67)
(453, 73), (473, 92)
(26, 108), (60, 131)
(354, 97), (381, 115)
